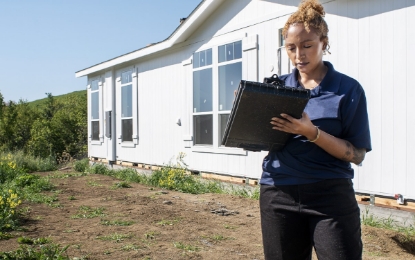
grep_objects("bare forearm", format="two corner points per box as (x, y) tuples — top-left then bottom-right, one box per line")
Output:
(307, 128), (366, 165)
(271, 113), (367, 165)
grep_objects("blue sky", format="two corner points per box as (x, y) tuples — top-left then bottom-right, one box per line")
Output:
(0, 0), (201, 102)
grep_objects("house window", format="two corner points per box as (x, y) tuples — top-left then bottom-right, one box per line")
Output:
(218, 41), (242, 145)
(90, 79), (100, 141)
(192, 40), (242, 146)
(121, 70), (133, 142)
(193, 48), (213, 145)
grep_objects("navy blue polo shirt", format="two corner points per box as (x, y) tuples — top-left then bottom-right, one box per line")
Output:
(260, 61), (372, 186)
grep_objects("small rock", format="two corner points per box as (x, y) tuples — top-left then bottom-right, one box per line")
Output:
(160, 191), (169, 194)
(246, 214), (254, 217)
(200, 239), (213, 246)
(194, 210), (200, 212)
(163, 200), (173, 205)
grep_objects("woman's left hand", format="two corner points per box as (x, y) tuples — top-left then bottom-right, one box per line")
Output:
(270, 112), (316, 140)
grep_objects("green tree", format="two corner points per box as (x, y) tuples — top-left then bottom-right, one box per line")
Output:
(14, 100), (38, 151)
(0, 101), (18, 151)
(27, 118), (53, 158)
(27, 92), (87, 158)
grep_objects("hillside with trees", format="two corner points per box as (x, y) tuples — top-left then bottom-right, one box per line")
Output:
(0, 90), (87, 159)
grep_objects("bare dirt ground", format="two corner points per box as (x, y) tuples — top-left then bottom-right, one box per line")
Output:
(0, 170), (414, 260)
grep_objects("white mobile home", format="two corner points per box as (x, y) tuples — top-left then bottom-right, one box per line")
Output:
(76, 0), (415, 201)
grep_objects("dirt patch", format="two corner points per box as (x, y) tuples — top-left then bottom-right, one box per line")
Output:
(0, 171), (414, 260)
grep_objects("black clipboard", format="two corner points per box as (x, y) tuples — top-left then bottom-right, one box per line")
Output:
(221, 77), (310, 152)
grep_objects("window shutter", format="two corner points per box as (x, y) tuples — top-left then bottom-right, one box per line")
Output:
(132, 71), (139, 144)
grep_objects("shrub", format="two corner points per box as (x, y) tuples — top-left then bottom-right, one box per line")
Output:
(89, 163), (109, 175)
(0, 244), (70, 259)
(13, 174), (40, 188)
(0, 151), (57, 173)
(0, 154), (24, 184)
(148, 166), (222, 194)
(73, 158), (89, 173)
(0, 189), (22, 231)
(36, 156), (57, 172)
(114, 168), (146, 183)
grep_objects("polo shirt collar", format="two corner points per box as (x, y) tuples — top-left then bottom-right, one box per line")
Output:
(285, 61), (340, 94)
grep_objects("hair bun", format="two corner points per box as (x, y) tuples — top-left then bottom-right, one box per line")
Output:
(298, 0), (325, 17)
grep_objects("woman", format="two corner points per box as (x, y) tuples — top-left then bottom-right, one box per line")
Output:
(259, 0), (371, 259)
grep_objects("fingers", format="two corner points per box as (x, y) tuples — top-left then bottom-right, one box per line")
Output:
(270, 115), (289, 131)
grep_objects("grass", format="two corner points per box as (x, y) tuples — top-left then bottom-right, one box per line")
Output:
(86, 179), (102, 187)
(100, 219), (134, 226)
(144, 231), (159, 240)
(17, 236), (51, 245)
(361, 209), (415, 237)
(0, 151), (57, 173)
(28, 89), (86, 108)
(96, 233), (134, 243)
(0, 232), (14, 240)
(157, 218), (181, 226)
(121, 244), (143, 251)
(78, 160), (259, 200)
(223, 224), (237, 230)
(51, 172), (87, 179)
(111, 181), (132, 189)
(0, 152), (60, 232)
(201, 234), (234, 242)
(71, 206), (106, 219)
(173, 242), (200, 252)
(0, 237), (70, 259)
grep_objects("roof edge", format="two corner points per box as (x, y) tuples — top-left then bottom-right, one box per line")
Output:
(76, 0), (224, 78)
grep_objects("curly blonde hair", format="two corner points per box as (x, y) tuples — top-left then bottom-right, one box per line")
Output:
(282, 0), (330, 53)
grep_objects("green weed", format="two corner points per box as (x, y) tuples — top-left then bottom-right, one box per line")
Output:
(0, 188), (22, 231)
(173, 242), (200, 252)
(111, 181), (132, 189)
(224, 224), (237, 230)
(362, 209), (415, 237)
(121, 244), (142, 251)
(100, 219), (134, 226)
(89, 163), (109, 175)
(157, 218), (180, 226)
(17, 236), (51, 245)
(0, 243), (70, 259)
(73, 158), (90, 173)
(0, 232), (14, 240)
(96, 233), (134, 243)
(86, 180), (102, 187)
(71, 206), (106, 219)
(144, 231), (159, 240)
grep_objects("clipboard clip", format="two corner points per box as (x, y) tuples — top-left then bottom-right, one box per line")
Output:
(263, 74), (285, 87)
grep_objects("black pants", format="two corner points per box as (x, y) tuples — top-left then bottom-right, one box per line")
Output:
(260, 179), (362, 260)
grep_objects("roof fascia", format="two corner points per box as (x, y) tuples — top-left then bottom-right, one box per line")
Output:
(76, 0), (224, 78)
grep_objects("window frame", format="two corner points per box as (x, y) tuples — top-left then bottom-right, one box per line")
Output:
(116, 66), (138, 148)
(89, 77), (104, 145)
(190, 38), (247, 155)
(192, 48), (214, 146)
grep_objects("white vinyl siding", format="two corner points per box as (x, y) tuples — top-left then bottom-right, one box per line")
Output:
(82, 0), (415, 199)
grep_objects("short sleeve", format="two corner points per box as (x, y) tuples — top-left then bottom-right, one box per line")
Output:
(340, 84), (372, 152)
